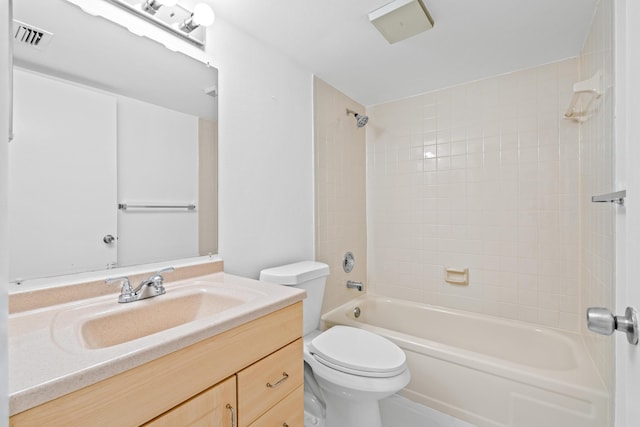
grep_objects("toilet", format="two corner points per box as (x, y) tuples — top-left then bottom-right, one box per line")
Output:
(259, 261), (410, 427)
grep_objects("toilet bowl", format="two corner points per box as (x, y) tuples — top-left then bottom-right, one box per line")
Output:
(260, 261), (410, 427)
(305, 326), (410, 427)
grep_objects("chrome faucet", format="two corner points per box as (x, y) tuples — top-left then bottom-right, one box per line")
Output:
(346, 280), (364, 291)
(106, 267), (175, 303)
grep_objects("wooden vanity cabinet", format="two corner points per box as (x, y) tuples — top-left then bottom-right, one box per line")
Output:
(146, 339), (305, 427)
(10, 302), (303, 427)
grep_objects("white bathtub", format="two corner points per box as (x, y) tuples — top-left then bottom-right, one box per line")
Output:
(322, 295), (608, 427)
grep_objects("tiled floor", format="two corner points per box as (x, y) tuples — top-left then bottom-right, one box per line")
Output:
(380, 395), (475, 427)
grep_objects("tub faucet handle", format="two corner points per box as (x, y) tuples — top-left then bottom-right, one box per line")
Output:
(346, 280), (364, 292)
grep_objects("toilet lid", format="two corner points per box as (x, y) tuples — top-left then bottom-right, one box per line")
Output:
(309, 326), (407, 378)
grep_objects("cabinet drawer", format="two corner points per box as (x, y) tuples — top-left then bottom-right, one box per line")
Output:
(237, 339), (303, 426)
(248, 386), (304, 427)
(144, 376), (236, 427)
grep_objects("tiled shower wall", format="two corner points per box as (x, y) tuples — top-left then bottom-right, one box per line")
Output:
(367, 59), (582, 331)
(579, 0), (615, 393)
(314, 77), (367, 313)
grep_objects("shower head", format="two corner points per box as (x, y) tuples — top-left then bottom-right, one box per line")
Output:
(346, 108), (369, 128)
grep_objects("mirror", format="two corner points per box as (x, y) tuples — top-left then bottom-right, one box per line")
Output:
(9, 0), (218, 283)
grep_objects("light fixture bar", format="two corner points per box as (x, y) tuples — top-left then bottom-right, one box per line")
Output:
(103, 0), (207, 48)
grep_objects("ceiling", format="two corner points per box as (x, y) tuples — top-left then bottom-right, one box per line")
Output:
(206, 0), (599, 106)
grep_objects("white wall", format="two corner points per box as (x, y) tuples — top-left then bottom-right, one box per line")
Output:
(1, 0), (9, 423)
(210, 19), (315, 278)
(614, 2), (640, 425)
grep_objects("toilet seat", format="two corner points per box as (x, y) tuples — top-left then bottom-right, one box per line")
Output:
(309, 326), (407, 378)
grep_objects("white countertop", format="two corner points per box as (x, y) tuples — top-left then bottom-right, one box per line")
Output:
(9, 272), (305, 415)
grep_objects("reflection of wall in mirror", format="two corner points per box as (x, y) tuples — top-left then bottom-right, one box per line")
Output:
(117, 97), (198, 267)
(199, 118), (218, 255)
(10, 68), (117, 280)
(9, 68), (215, 281)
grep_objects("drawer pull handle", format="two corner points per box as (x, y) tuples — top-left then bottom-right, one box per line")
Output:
(266, 371), (289, 388)
(226, 403), (236, 427)
(283, 423), (289, 427)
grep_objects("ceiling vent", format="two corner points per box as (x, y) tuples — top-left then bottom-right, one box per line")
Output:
(13, 20), (54, 50)
(369, 0), (434, 44)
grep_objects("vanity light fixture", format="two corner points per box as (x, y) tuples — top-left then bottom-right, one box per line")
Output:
(104, 0), (214, 48)
(179, 3), (215, 33)
(141, 0), (178, 15)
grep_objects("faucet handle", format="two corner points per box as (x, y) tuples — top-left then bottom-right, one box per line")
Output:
(155, 266), (175, 276)
(105, 276), (132, 291)
(105, 276), (135, 303)
(146, 267), (175, 289)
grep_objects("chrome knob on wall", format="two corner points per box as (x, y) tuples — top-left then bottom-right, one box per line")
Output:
(103, 234), (116, 244)
(343, 252), (355, 273)
(586, 306), (638, 345)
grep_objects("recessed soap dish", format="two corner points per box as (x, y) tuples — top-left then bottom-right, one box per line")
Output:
(445, 267), (469, 285)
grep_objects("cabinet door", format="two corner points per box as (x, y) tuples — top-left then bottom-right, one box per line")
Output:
(144, 376), (236, 427)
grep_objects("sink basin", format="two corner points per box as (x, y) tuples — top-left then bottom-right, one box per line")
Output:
(51, 282), (265, 351)
(81, 291), (246, 349)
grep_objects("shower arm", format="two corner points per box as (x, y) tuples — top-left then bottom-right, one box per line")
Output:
(345, 108), (369, 127)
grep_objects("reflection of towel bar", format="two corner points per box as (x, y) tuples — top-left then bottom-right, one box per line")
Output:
(445, 267), (469, 285)
(118, 203), (196, 211)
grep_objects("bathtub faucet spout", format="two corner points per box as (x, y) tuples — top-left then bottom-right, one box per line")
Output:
(346, 280), (364, 291)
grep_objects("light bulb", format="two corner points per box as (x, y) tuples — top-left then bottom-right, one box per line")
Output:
(192, 3), (215, 27)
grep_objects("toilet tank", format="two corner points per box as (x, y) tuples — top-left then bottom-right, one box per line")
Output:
(259, 261), (330, 336)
